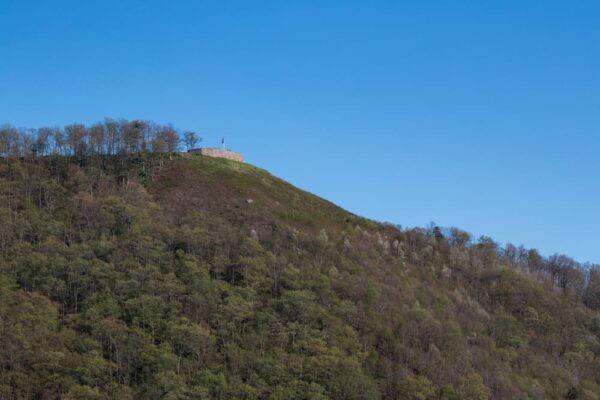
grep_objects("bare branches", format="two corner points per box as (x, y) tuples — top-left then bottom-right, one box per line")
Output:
(0, 119), (185, 159)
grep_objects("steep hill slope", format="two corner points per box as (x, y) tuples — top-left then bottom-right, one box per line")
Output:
(1, 154), (599, 399)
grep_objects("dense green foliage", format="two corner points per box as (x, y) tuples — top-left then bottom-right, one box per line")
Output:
(1, 147), (600, 399)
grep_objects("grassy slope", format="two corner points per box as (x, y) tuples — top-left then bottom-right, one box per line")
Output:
(151, 155), (381, 234)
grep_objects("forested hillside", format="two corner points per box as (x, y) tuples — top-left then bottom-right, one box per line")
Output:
(2, 121), (600, 399)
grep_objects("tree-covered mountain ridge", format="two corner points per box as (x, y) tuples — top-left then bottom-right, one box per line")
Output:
(1, 123), (600, 399)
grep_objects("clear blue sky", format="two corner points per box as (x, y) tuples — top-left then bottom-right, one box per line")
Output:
(1, 1), (599, 263)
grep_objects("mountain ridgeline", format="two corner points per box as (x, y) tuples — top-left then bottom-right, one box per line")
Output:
(1, 121), (600, 399)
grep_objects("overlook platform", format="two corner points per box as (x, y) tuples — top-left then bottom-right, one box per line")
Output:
(188, 148), (244, 162)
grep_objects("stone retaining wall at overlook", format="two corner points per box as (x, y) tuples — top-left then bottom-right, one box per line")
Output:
(188, 148), (244, 162)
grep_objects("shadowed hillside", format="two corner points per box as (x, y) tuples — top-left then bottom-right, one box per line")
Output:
(1, 153), (600, 399)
